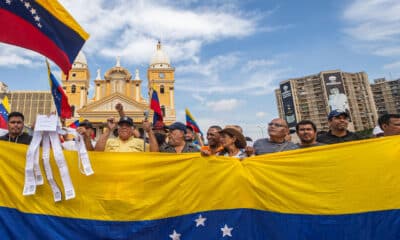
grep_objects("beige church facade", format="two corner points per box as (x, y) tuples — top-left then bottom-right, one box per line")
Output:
(61, 42), (176, 135)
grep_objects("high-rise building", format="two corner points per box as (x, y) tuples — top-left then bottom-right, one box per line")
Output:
(275, 70), (378, 132)
(370, 78), (400, 116)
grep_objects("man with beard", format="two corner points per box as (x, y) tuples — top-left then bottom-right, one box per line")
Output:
(295, 120), (323, 148)
(252, 118), (298, 155)
(317, 110), (361, 144)
(0, 112), (32, 145)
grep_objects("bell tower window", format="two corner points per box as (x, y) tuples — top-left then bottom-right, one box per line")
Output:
(71, 85), (76, 93)
(161, 105), (166, 117)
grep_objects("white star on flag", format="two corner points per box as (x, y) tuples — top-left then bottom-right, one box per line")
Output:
(6, 0), (12, 5)
(24, 1), (30, 8)
(34, 15), (40, 22)
(169, 230), (181, 240)
(221, 224), (233, 237)
(30, 8), (36, 15)
(194, 214), (206, 227)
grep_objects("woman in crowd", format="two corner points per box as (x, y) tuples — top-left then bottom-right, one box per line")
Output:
(216, 127), (247, 160)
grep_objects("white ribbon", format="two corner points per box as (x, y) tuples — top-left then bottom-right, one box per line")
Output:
(23, 131), (43, 196)
(48, 131), (76, 200)
(23, 115), (95, 202)
(42, 132), (62, 202)
(75, 134), (94, 176)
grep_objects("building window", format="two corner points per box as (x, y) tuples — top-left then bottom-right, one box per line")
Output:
(161, 105), (166, 117)
(72, 73), (76, 77)
(71, 84), (76, 93)
(160, 85), (165, 94)
(71, 105), (75, 117)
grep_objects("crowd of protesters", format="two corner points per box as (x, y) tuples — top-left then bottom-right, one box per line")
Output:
(1, 103), (399, 161)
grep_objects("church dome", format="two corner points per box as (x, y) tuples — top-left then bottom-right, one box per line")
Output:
(72, 51), (87, 68)
(150, 41), (171, 69)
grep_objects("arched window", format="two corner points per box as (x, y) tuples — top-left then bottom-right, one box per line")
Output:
(161, 105), (166, 117)
(71, 84), (76, 93)
(160, 85), (165, 94)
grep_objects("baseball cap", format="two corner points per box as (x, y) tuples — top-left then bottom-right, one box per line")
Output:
(168, 122), (187, 133)
(328, 110), (349, 120)
(118, 116), (134, 126)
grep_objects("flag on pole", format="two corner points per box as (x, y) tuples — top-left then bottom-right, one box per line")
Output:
(185, 108), (202, 135)
(150, 89), (163, 125)
(47, 60), (72, 119)
(0, 0), (89, 75)
(0, 103), (8, 129)
(1, 96), (11, 113)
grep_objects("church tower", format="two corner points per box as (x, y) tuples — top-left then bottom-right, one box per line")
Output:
(61, 51), (90, 117)
(147, 41), (176, 123)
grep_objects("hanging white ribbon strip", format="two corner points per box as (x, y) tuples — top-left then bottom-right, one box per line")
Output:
(23, 115), (94, 202)
(42, 132), (62, 202)
(75, 133), (94, 176)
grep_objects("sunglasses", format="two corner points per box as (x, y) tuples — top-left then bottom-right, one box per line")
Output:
(268, 122), (285, 128)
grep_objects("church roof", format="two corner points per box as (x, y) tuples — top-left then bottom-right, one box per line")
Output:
(149, 41), (171, 69)
(72, 51), (87, 68)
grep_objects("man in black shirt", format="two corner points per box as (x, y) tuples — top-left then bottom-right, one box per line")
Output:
(0, 112), (32, 145)
(317, 110), (361, 144)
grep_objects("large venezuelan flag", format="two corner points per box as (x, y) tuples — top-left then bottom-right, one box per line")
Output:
(0, 0), (89, 75)
(0, 137), (400, 239)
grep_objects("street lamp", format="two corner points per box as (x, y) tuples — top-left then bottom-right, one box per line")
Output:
(256, 125), (265, 138)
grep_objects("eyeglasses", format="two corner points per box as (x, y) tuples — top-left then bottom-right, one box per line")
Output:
(268, 122), (285, 128)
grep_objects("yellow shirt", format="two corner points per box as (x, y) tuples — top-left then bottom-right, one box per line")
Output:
(105, 137), (149, 152)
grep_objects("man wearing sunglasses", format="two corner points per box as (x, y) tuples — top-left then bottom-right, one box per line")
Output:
(252, 118), (298, 155)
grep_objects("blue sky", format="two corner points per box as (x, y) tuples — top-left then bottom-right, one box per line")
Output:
(1, 0), (400, 139)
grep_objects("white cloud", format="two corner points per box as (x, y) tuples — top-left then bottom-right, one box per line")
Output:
(343, 1), (400, 42)
(177, 53), (240, 77)
(373, 46), (400, 57)
(342, 0), (400, 70)
(383, 61), (400, 70)
(0, 45), (42, 67)
(243, 59), (276, 72)
(256, 111), (266, 117)
(59, 0), (258, 65)
(206, 98), (241, 112)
